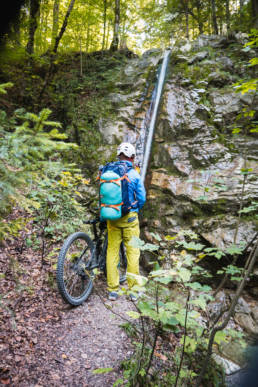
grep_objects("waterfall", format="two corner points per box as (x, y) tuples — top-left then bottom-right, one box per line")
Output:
(135, 49), (171, 182)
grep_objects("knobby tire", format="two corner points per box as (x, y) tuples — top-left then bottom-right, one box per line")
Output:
(57, 232), (94, 306)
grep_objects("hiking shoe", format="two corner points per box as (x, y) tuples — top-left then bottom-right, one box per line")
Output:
(108, 292), (118, 301)
(129, 293), (137, 302)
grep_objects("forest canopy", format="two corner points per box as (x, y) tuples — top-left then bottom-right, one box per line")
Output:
(1, 0), (258, 55)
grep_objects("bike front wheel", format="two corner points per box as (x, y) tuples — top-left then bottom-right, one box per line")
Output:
(57, 232), (94, 306)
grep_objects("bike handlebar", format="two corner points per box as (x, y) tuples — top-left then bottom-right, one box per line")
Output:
(83, 218), (100, 225)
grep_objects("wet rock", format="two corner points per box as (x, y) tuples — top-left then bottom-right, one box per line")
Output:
(251, 306), (258, 323)
(98, 120), (128, 144)
(196, 216), (256, 250)
(218, 340), (246, 366)
(233, 297), (251, 315)
(212, 353), (240, 375)
(160, 83), (207, 138)
(209, 90), (241, 116)
(109, 93), (129, 105)
(234, 313), (258, 335)
(208, 71), (233, 86)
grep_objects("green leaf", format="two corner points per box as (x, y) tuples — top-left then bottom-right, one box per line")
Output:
(154, 276), (174, 284)
(226, 244), (244, 255)
(182, 336), (197, 352)
(113, 378), (124, 386)
(128, 236), (159, 251)
(186, 282), (211, 292)
(126, 272), (148, 286)
(149, 232), (162, 241)
(139, 369), (146, 376)
(178, 267), (191, 282)
(166, 316), (179, 326)
(126, 311), (141, 319)
(214, 330), (227, 344)
(92, 368), (113, 374)
(177, 241), (205, 251)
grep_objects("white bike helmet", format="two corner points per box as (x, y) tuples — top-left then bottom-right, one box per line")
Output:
(117, 142), (136, 158)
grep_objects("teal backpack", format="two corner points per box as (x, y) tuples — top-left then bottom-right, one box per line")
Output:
(99, 161), (134, 221)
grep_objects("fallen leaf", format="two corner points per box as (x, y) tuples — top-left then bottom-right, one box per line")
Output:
(0, 378), (11, 385)
(154, 351), (167, 361)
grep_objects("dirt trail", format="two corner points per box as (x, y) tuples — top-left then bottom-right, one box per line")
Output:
(46, 286), (134, 387)
(1, 249), (134, 387)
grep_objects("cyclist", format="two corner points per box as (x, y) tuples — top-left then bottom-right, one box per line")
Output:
(106, 142), (146, 301)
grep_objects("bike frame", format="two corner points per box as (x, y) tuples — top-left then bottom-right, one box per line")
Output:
(84, 218), (107, 271)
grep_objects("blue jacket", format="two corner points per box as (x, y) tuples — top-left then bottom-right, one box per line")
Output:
(125, 161), (146, 213)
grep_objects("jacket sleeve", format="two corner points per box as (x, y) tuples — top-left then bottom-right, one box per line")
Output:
(135, 175), (146, 210)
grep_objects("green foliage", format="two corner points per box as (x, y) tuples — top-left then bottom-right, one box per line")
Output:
(0, 218), (28, 243)
(120, 230), (243, 385)
(0, 96), (85, 247)
(26, 165), (88, 260)
(0, 82), (14, 94)
(233, 30), (258, 135)
(8, 108), (77, 164)
(92, 367), (113, 374)
(239, 201), (258, 215)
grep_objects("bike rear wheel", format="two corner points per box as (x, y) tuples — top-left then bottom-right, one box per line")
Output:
(57, 232), (94, 306)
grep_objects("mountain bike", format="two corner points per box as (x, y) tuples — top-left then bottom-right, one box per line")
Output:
(56, 217), (127, 306)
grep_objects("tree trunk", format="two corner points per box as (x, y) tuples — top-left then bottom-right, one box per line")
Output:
(51, 0), (60, 49)
(225, 0), (230, 33)
(86, 23), (90, 52)
(239, 0), (244, 24)
(195, 0), (203, 34)
(53, 0), (76, 53)
(185, 0), (189, 39)
(13, 15), (21, 46)
(251, 0), (258, 28)
(210, 0), (218, 34)
(106, 21), (110, 49)
(102, 0), (107, 50)
(110, 0), (120, 51)
(26, 0), (41, 54)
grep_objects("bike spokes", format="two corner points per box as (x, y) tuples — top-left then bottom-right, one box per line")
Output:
(58, 234), (93, 304)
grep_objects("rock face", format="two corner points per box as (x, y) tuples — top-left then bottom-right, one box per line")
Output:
(96, 35), (257, 260)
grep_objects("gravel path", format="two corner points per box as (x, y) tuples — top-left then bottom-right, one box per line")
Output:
(1, 274), (135, 387)
(51, 286), (134, 386)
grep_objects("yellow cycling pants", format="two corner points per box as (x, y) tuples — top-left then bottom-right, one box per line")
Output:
(106, 212), (140, 292)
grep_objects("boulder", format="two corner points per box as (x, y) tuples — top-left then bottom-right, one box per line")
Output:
(188, 51), (209, 64)
(196, 216), (256, 250)
(218, 340), (246, 366)
(216, 56), (234, 71)
(209, 90), (241, 116)
(212, 353), (240, 376)
(234, 313), (258, 335)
